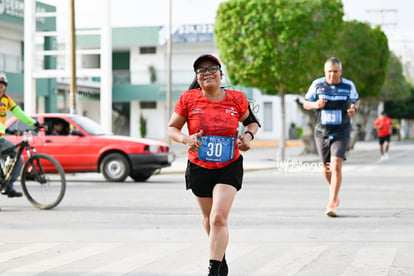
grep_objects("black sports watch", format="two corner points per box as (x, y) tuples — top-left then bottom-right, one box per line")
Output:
(245, 131), (254, 140)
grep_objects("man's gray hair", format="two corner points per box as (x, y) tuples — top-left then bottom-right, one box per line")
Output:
(325, 57), (342, 71)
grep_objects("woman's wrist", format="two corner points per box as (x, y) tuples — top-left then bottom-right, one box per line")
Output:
(181, 135), (190, 145)
(245, 131), (254, 140)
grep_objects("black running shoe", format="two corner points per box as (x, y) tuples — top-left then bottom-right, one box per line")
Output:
(208, 260), (221, 276)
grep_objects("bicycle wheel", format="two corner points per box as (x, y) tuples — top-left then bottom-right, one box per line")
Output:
(20, 153), (66, 210)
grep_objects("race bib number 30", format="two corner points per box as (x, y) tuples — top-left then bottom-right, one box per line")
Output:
(198, 135), (236, 163)
(321, 109), (342, 125)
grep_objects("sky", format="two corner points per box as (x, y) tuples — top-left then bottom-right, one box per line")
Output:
(39, 0), (413, 47)
(343, 0), (412, 33)
(38, 0), (413, 32)
(38, 0), (414, 75)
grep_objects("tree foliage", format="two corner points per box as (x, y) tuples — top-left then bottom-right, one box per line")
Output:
(214, 0), (343, 93)
(381, 52), (412, 101)
(384, 88), (414, 119)
(336, 21), (389, 103)
(214, 0), (343, 159)
(382, 52), (414, 119)
(333, 20), (390, 143)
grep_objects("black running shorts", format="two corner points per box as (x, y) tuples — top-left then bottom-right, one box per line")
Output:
(314, 136), (350, 164)
(185, 156), (243, 198)
(378, 135), (391, 145)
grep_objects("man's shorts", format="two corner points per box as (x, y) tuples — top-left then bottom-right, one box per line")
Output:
(185, 156), (243, 198)
(314, 136), (350, 164)
(379, 135), (391, 145)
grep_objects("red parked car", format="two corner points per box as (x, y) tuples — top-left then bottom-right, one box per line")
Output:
(5, 113), (175, 182)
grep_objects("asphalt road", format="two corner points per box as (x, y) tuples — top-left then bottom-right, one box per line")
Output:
(0, 141), (413, 276)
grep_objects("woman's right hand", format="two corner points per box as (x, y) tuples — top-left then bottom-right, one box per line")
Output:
(184, 130), (203, 152)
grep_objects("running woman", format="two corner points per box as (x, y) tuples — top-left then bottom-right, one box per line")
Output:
(167, 54), (258, 275)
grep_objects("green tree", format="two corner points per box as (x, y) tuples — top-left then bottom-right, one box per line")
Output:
(336, 20), (389, 142)
(381, 52), (412, 102)
(383, 53), (414, 129)
(384, 86), (414, 141)
(148, 65), (157, 83)
(215, 0), (343, 160)
(384, 87), (414, 119)
(140, 114), (147, 138)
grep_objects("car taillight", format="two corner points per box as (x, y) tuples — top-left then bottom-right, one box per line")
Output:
(145, 145), (159, 153)
(144, 145), (170, 153)
(159, 146), (169, 153)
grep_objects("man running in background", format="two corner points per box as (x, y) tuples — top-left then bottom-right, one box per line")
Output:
(374, 112), (393, 160)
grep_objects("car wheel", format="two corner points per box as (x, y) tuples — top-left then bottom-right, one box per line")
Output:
(130, 170), (155, 182)
(101, 153), (130, 182)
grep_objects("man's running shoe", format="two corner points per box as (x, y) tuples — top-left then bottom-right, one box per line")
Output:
(326, 202), (337, 217)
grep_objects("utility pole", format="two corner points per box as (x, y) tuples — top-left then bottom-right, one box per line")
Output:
(100, 0), (112, 132)
(366, 9), (398, 27)
(69, 0), (77, 114)
(24, 0), (36, 115)
(166, 0), (172, 145)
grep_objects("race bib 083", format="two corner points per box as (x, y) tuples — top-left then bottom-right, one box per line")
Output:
(321, 109), (342, 125)
(198, 135), (236, 163)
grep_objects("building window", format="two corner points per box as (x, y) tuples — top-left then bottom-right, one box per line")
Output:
(0, 54), (21, 73)
(0, 54), (4, 71)
(140, 102), (156, 109)
(140, 47), (156, 54)
(263, 102), (273, 132)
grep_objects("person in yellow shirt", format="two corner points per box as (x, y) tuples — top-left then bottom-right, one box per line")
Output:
(0, 74), (39, 198)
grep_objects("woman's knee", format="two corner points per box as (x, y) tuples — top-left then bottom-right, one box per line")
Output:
(210, 211), (227, 228)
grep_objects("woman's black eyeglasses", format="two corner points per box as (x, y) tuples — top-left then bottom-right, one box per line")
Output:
(196, 65), (219, 75)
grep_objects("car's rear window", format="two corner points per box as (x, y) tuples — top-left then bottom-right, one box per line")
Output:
(71, 116), (113, 135)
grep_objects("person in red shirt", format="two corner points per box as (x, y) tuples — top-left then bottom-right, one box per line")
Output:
(374, 112), (393, 160)
(167, 54), (258, 276)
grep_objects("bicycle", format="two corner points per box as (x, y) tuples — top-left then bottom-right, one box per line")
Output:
(0, 127), (66, 210)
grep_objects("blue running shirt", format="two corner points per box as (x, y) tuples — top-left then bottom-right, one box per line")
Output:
(305, 77), (359, 139)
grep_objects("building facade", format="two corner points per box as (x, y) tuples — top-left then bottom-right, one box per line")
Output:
(0, 0), (57, 112)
